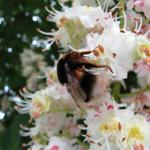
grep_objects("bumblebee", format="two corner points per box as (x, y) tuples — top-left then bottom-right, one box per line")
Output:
(57, 50), (112, 107)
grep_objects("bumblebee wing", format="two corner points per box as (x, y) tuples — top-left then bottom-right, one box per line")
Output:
(65, 63), (86, 107)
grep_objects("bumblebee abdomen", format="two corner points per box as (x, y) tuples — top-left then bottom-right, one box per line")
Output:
(80, 73), (96, 102)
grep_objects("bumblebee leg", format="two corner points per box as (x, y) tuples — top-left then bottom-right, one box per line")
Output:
(83, 62), (113, 73)
(80, 50), (93, 55)
(96, 64), (113, 73)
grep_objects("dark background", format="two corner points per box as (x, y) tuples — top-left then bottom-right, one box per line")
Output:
(0, 0), (59, 149)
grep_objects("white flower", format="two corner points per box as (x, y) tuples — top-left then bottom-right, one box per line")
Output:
(20, 113), (66, 139)
(29, 136), (83, 150)
(18, 88), (51, 118)
(41, 1), (119, 49)
(48, 2), (103, 28)
(20, 112), (82, 143)
(84, 102), (150, 150)
(15, 84), (74, 119)
(30, 91), (50, 118)
(86, 27), (137, 80)
(63, 115), (81, 137)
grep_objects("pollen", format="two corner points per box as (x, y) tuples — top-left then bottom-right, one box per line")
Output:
(128, 126), (144, 141)
(57, 16), (68, 28)
(93, 45), (104, 57)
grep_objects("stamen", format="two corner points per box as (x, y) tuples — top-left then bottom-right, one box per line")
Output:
(102, 0), (108, 11)
(118, 122), (122, 131)
(51, 5), (61, 14)
(112, 52), (117, 58)
(45, 6), (53, 14)
(22, 142), (32, 147)
(86, 134), (91, 137)
(96, 0), (101, 6)
(122, 137), (126, 142)
(93, 45), (104, 57)
(105, 0), (110, 12)
(134, 21), (139, 33)
(46, 15), (56, 22)
(144, 29), (150, 37)
(74, 0), (81, 7)
(90, 140), (95, 144)
(110, 2), (120, 12)
(58, 0), (65, 7)
(37, 28), (55, 36)
(136, 17), (143, 33)
(97, 142), (102, 146)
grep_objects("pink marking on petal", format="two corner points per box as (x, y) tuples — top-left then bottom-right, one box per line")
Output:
(94, 113), (100, 118)
(107, 104), (114, 110)
(50, 145), (59, 150)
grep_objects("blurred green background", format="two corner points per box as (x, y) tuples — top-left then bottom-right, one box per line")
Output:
(0, 0), (60, 149)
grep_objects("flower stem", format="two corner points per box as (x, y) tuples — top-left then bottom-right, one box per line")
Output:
(118, 0), (125, 29)
(76, 138), (89, 149)
(120, 85), (150, 98)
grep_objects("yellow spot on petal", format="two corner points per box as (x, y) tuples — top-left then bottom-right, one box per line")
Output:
(83, 6), (93, 12)
(99, 120), (121, 133)
(140, 44), (150, 57)
(128, 126), (144, 141)
(135, 43), (150, 60)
